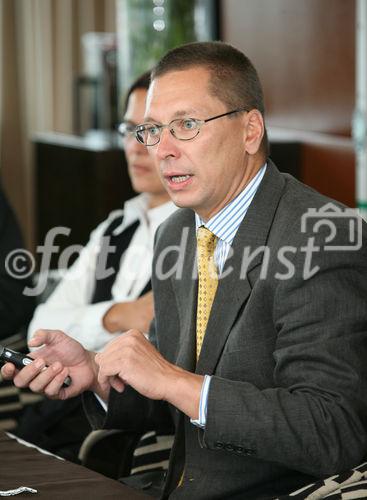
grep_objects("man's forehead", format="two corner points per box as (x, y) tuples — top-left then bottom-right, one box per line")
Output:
(145, 67), (216, 121)
(151, 66), (211, 90)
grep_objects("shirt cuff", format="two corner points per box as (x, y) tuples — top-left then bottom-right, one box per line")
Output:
(94, 393), (108, 412)
(190, 375), (212, 429)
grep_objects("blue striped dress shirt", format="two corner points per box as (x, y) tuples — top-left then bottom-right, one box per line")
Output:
(192, 164), (267, 428)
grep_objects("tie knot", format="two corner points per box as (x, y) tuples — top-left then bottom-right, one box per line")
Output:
(197, 226), (217, 253)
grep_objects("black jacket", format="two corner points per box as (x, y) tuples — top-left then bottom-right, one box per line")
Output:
(0, 186), (35, 339)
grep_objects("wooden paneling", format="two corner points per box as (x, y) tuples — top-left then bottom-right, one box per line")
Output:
(220, 0), (356, 205)
(221, 0), (355, 135)
(301, 142), (355, 208)
(268, 129), (355, 206)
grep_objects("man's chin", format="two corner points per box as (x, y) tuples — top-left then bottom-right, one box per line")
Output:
(169, 196), (194, 210)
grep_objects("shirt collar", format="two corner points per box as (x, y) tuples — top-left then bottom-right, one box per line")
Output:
(113, 193), (177, 235)
(195, 163), (267, 244)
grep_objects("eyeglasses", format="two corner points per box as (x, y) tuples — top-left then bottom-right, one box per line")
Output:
(117, 121), (137, 140)
(135, 108), (248, 146)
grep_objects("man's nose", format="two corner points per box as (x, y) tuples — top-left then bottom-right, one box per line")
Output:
(155, 128), (181, 160)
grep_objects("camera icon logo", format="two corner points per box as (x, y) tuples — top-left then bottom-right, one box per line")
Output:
(301, 202), (363, 251)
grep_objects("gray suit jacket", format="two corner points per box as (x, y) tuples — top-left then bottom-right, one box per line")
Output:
(89, 161), (367, 499)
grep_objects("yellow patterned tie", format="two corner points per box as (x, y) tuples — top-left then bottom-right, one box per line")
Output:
(177, 227), (218, 488)
(196, 226), (218, 359)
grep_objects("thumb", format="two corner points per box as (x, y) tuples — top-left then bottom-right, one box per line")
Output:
(28, 329), (65, 348)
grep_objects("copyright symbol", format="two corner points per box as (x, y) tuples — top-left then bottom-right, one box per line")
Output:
(5, 249), (35, 279)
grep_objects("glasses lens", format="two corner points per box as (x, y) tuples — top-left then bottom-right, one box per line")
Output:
(171, 118), (200, 140)
(136, 123), (161, 146)
(135, 125), (146, 144)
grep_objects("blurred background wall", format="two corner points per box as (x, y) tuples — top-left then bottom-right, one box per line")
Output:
(0, 0), (116, 250)
(221, 0), (355, 209)
(223, 0), (354, 135)
(0, 0), (359, 260)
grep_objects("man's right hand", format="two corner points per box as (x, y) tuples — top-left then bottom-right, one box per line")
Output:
(0, 330), (110, 401)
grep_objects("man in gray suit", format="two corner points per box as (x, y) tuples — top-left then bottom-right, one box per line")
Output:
(3, 42), (367, 499)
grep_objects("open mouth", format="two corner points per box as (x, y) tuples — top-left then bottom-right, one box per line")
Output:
(163, 172), (194, 190)
(169, 175), (192, 183)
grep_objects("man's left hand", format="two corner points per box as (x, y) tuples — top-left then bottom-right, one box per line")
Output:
(95, 330), (204, 420)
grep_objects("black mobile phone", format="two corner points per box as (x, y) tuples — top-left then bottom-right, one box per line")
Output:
(0, 345), (71, 388)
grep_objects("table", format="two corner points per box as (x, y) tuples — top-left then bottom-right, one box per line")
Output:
(0, 432), (150, 499)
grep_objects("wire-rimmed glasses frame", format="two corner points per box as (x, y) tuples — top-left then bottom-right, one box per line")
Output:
(135, 107), (249, 146)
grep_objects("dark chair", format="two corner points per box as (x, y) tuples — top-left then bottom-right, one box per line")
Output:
(79, 429), (174, 486)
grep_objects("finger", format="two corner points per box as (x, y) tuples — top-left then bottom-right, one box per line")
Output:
(1, 362), (17, 380)
(26, 361), (64, 393)
(98, 377), (112, 397)
(97, 363), (123, 389)
(28, 329), (50, 348)
(97, 371), (110, 389)
(43, 367), (70, 399)
(109, 375), (125, 393)
(13, 358), (46, 388)
(28, 329), (64, 348)
(97, 356), (128, 392)
(95, 343), (122, 365)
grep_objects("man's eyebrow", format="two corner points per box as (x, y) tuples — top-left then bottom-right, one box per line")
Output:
(143, 108), (202, 123)
(123, 118), (138, 126)
(142, 116), (156, 123)
(172, 109), (200, 118)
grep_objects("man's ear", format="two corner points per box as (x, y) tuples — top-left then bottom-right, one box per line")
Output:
(243, 110), (264, 155)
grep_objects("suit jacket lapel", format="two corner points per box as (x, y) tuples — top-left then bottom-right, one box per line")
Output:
(196, 161), (286, 375)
